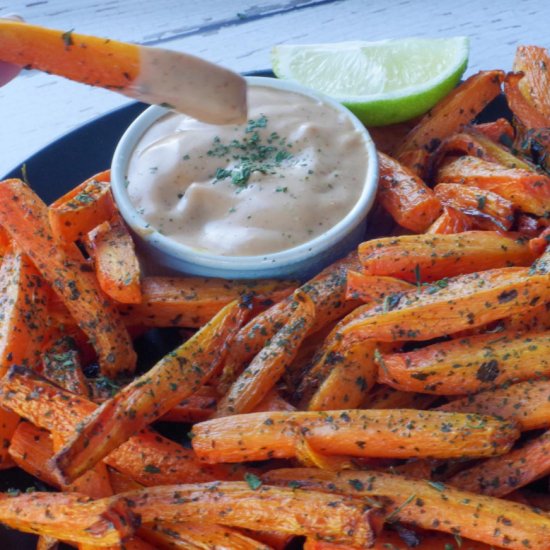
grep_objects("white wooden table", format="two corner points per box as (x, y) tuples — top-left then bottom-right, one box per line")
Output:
(1, 0), (548, 177)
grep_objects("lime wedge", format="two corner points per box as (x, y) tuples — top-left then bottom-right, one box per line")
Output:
(272, 37), (469, 126)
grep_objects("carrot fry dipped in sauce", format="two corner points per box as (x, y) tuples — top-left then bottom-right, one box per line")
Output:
(377, 329), (550, 395)
(215, 291), (315, 416)
(191, 409), (518, 463)
(263, 468), (550, 550)
(448, 429), (550, 497)
(438, 379), (550, 431)
(0, 19), (246, 125)
(52, 300), (247, 483)
(358, 231), (535, 283)
(0, 179), (136, 377)
(376, 152), (441, 232)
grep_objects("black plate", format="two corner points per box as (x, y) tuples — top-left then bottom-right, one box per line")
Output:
(0, 79), (512, 548)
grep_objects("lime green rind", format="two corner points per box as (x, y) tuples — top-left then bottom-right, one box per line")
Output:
(348, 56), (468, 126)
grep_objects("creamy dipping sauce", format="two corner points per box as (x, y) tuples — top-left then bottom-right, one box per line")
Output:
(126, 84), (368, 256)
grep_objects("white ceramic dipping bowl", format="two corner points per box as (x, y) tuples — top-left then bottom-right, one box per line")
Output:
(111, 76), (378, 280)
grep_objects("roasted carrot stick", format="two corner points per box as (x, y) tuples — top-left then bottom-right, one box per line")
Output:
(0, 179), (136, 377)
(426, 206), (473, 234)
(361, 384), (438, 410)
(253, 389), (296, 413)
(475, 117), (515, 143)
(305, 530), (494, 550)
(340, 267), (550, 344)
(448, 429), (550, 497)
(376, 152), (441, 232)
(215, 292), (315, 416)
(434, 183), (515, 231)
(359, 232), (535, 283)
(191, 409), (518, 463)
(438, 380), (550, 431)
(397, 70), (505, 170)
(218, 252), (361, 392)
(160, 385), (219, 423)
(53, 300), (246, 483)
(41, 335), (90, 398)
(48, 170), (115, 243)
(344, 272), (414, 302)
(378, 329), (550, 395)
(87, 214), (142, 305)
(0, 407), (18, 470)
(123, 482), (380, 548)
(437, 155), (550, 216)
(513, 45), (550, 120)
(139, 522), (272, 550)
(0, 247), (51, 375)
(263, 468), (550, 550)
(0, 366), (244, 486)
(504, 72), (550, 130)
(0, 491), (137, 546)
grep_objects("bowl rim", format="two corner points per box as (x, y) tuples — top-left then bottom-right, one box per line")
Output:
(111, 75), (378, 271)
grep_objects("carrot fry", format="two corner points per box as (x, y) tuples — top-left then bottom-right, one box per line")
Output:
(0, 179), (135, 377)
(139, 522), (273, 550)
(434, 183), (515, 231)
(361, 385), (438, 410)
(161, 385), (218, 423)
(359, 231), (535, 283)
(123, 482), (380, 548)
(513, 45), (550, 120)
(437, 380), (550, 431)
(48, 170), (115, 243)
(216, 292), (315, 416)
(437, 155), (550, 216)
(41, 335), (90, 398)
(436, 128), (534, 171)
(0, 366), (244, 486)
(426, 206), (473, 234)
(0, 491), (137, 546)
(397, 70), (505, 172)
(191, 409), (518, 463)
(378, 329), (550, 395)
(344, 271), (414, 302)
(0, 247), (51, 375)
(475, 118), (515, 143)
(253, 389), (296, 413)
(502, 301), (550, 331)
(376, 152), (441, 232)
(340, 267), (550, 344)
(0, 407), (19, 470)
(504, 72), (550, 129)
(87, 214), (142, 304)
(263, 468), (550, 550)
(448, 429), (550, 497)
(305, 531), (494, 550)
(218, 252), (361, 392)
(52, 300), (247, 483)
(8, 423), (60, 488)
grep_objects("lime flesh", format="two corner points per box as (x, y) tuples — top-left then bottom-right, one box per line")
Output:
(272, 37), (469, 126)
